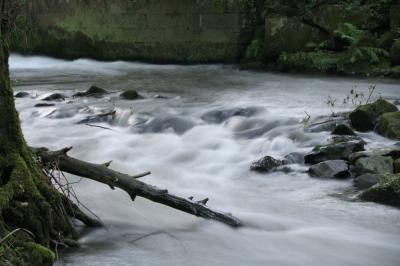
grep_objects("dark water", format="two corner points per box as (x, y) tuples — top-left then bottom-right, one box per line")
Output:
(10, 54), (400, 266)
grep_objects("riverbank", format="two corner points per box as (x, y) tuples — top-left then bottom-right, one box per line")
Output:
(11, 0), (400, 78)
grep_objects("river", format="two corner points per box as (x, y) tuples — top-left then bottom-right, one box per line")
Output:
(10, 54), (400, 266)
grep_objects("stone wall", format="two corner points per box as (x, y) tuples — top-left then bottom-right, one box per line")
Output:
(14, 0), (252, 63)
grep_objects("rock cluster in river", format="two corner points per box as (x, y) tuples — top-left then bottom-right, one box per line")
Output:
(251, 98), (400, 208)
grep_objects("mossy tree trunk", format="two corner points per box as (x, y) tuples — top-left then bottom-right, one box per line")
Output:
(0, 2), (80, 265)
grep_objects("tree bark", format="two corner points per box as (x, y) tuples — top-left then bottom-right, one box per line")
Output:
(0, 3), (97, 266)
(32, 147), (243, 228)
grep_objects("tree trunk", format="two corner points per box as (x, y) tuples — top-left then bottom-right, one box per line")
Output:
(0, 3), (96, 265)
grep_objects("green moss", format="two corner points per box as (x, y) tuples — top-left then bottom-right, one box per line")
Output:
(360, 173), (400, 207)
(349, 99), (398, 132)
(394, 159), (400, 173)
(377, 111), (400, 139)
(277, 51), (338, 73)
(21, 242), (55, 266)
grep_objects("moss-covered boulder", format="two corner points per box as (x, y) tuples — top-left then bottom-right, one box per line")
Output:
(304, 136), (365, 165)
(349, 99), (398, 132)
(332, 124), (355, 136)
(376, 111), (400, 139)
(355, 155), (394, 175)
(264, 15), (326, 57)
(360, 173), (400, 208)
(390, 39), (400, 65)
(42, 93), (65, 101)
(311, 4), (368, 34)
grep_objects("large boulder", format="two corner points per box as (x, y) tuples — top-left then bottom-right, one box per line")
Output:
(354, 173), (385, 189)
(349, 99), (398, 132)
(309, 160), (350, 179)
(354, 155), (394, 175)
(349, 147), (400, 164)
(304, 136), (365, 165)
(250, 156), (285, 172)
(73, 86), (107, 97)
(376, 111), (400, 139)
(360, 173), (400, 208)
(264, 15), (326, 57)
(312, 4), (368, 34)
(331, 124), (355, 136)
(390, 40), (400, 66)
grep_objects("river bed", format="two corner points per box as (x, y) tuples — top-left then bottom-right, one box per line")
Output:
(10, 54), (400, 266)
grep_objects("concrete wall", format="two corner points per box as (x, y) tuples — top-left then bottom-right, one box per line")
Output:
(14, 0), (252, 63)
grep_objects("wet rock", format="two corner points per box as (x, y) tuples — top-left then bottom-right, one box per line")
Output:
(201, 107), (260, 124)
(305, 116), (349, 133)
(14, 91), (30, 98)
(73, 86), (107, 97)
(360, 173), (400, 208)
(331, 124), (355, 136)
(394, 159), (400, 173)
(308, 160), (350, 179)
(305, 137), (365, 165)
(250, 156), (284, 172)
(355, 155), (393, 175)
(354, 173), (385, 189)
(35, 103), (55, 107)
(393, 100), (400, 106)
(284, 152), (304, 164)
(349, 148), (400, 164)
(154, 94), (168, 99)
(376, 111), (400, 140)
(43, 93), (65, 101)
(349, 99), (398, 132)
(132, 115), (195, 135)
(120, 90), (142, 100)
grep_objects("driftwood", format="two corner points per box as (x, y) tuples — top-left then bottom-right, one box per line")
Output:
(31, 147), (242, 227)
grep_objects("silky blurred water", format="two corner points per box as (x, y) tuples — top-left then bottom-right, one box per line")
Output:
(10, 54), (400, 266)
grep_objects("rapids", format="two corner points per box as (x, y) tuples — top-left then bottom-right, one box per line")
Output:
(10, 54), (400, 266)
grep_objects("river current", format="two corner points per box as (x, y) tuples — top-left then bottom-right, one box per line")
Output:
(10, 54), (400, 266)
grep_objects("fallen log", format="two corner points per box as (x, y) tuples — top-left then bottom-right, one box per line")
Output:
(31, 147), (242, 228)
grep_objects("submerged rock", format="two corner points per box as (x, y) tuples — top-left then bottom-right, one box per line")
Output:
(250, 156), (284, 172)
(360, 173), (400, 208)
(43, 93), (65, 101)
(201, 107), (260, 124)
(309, 160), (350, 179)
(354, 173), (385, 189)
(349, 99), (398, 132)
(355, 155), (394, 175)
(14, 91), (30, 98)
(331, 124), (355, 136)
(304, 137), (365, 165)
(376, 111), (400, 140)
(35, 103), (55, 107)
(73, 86), (107, 97)
(284, 152), (304, 164)
(120, 90), (142, 100)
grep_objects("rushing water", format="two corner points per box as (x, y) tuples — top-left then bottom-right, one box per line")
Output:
(10, 54), (400, 266)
